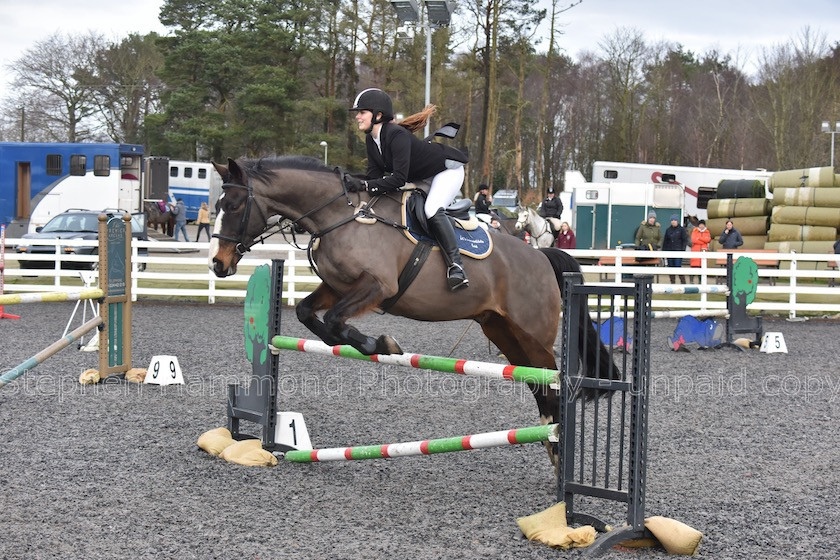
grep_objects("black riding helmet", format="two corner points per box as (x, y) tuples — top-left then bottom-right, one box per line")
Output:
(350, 88), (394, 124)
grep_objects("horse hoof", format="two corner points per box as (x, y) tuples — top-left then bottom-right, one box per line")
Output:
(375, 335), (403, 355)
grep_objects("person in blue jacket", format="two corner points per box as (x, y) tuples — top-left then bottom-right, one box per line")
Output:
(662, 214), (689, 283)
(718, 219), (744, 249)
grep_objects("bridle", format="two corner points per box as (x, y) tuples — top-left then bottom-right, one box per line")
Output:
(212, 180), (270, 257)
(211, 169), (375, 257)
(517, 209), (551, 240)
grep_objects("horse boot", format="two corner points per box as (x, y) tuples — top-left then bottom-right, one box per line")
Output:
(427, 208), (469, 291)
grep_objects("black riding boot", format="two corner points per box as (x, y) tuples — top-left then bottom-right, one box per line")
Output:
(427, 209), (469, 291)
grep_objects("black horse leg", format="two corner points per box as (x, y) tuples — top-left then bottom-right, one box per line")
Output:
(322, 272), (403, 356)
(295, 285), (344, 346)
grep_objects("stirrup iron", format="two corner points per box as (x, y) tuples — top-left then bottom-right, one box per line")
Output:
(446, 263), (469, 291)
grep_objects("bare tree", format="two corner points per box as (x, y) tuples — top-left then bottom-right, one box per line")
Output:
(752, 28), (838, 169)
(599, 28), (651, 162)
(9, 32), (107, 142)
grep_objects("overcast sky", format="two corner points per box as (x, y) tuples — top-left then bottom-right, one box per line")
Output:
(1, 0), (839, 104)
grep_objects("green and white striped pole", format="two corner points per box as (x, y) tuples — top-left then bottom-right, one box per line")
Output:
(270, 336), (558, 386)
(285, 424), (557, 463)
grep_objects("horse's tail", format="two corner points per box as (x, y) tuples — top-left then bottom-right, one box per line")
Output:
(538, 247), (619, 386)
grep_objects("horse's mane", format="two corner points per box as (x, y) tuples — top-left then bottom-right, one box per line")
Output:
(240, 155), (334, 181)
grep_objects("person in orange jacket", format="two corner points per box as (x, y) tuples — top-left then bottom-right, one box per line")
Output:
(690, 219), (712, 269)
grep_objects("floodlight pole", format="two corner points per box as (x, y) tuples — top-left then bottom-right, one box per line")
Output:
(390, 1), (452, 138)
(424, 21), (432, 138)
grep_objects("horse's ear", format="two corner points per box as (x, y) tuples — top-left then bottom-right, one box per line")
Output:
(212, 160), (229, 182)
(227, 158), (246, 185)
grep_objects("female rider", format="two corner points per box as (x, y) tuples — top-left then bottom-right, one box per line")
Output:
(345, 88), (470, 291)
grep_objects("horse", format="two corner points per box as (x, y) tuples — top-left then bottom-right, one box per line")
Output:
(515, 206), (558, 248)
(208, 156), (618, 464)
(144, 200), (175, 237)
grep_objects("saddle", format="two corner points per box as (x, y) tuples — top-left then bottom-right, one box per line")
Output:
(546, 217), (563, 236)
(404, 188), (479, 234)
(399, 188), (492, 260)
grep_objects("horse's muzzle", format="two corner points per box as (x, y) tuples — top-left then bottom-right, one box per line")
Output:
(210, 243), (239, 277)
(211, 258), (237, 277)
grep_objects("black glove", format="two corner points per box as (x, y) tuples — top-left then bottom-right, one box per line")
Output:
(366, 182), (387, 196)
(344, 174), (366, 193)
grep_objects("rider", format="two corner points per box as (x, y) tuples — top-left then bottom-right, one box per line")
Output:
(474, 184), (492, 221)
(538, 187), (563, 220)
(344, 88), (470, 291)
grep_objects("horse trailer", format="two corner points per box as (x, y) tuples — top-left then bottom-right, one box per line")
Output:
(591, 161), (773, 220)
(143, 157), (223, 222)
(566, 170), (683, 250)
(0, 142), (144, 236)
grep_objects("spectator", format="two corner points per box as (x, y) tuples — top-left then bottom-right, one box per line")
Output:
(170, 198), (190, 242)
(195, 202), (211, 242)
(690, 219), (712, 274)
(539, 187), (563, 219)
(718, 219), (744, 249)
(635, 210), (662, 249)
(663, 214), (689, 284)
(555, 222), (576, 249)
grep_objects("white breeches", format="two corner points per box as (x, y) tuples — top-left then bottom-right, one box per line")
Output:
(424, 166), (465, 218)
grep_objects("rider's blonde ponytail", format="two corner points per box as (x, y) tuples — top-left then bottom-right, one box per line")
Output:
(397, 105), (437, 133)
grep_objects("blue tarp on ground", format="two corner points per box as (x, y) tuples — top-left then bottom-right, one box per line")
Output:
(593, 317), (631, 350)
(667, 316), (725, 350)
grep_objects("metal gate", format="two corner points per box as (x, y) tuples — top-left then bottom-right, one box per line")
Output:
(559, 273), (653, 555)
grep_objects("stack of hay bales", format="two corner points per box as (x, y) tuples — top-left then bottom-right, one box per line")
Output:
(766, 167), (839, 263)
(707, 179), (770, 251)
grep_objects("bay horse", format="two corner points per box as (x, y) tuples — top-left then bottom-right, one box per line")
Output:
(208, 156), (617, 463)
(143, 200), (175, 237)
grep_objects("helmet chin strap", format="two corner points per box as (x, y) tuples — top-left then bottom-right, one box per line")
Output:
(364, 113), (385, 135)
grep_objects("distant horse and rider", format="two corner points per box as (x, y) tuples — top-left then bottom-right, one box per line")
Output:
(515, 206), (563, 248)
(144, 200), (175, 237)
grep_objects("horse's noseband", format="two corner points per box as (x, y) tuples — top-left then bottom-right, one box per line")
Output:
(212, 181), (266, 255)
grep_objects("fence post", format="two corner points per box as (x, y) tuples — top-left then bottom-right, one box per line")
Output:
(700, 251), (709, 310)
(286, 249), (296, 305)
(131, 240), (139, 303)
(614, 246), (623, 285)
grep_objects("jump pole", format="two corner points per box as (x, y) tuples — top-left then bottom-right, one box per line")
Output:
(285, 424), (558, 463)
(0, 316), (103, 388)
(270, 335), (558, 386)
(0, 288), (104, 306)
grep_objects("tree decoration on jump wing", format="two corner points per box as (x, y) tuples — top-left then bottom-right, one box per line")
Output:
(244, 264), (271, 366)
(732, 257), (758, 306)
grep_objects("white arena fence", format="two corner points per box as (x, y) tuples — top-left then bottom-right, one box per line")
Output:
(3, 238), (840, 319)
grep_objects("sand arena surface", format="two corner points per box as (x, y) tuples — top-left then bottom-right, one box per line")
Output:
(1, 301), (838, 559)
